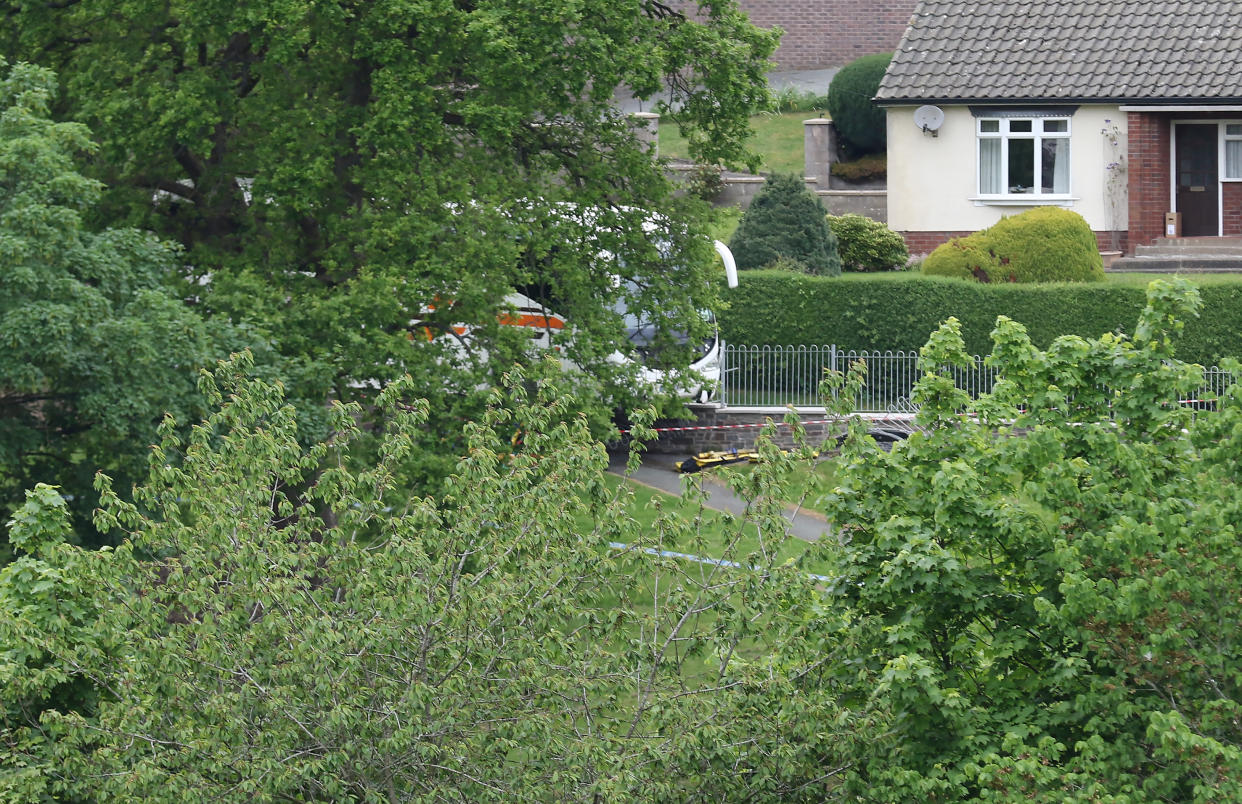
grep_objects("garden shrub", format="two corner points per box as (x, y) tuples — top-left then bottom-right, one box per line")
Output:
(923, 207), (1105, 283)
(766, 86), (827, 114)
(920, 232), (997, 280)
(829, 154), (886, 183)
(763, 255), (810, 272)
(683, 163), (725, 202)
(717, 270), (1242, 366)
(825, 53), (892, 156)
(828, 214), (909, 271)
(728, 173), (842, 276)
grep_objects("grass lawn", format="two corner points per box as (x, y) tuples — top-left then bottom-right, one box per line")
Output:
(597, 471), (825, 569)
(1102, 271), (1242, 286)
(701, 456), (837, 515)
(659, 112), (809, 176)
(583, 469), (834, 690)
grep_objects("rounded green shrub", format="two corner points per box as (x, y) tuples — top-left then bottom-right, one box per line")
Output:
(828, 213), (909, 271)
(826, 53), (892, 156)
(922, 233), (998, 280)
(922, 208), (1105, 283)
(728, 173), (842, 276)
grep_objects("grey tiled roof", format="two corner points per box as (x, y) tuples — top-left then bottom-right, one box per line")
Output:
(877, 1), (1242, 103)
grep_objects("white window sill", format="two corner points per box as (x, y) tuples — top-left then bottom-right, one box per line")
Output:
(971, 196), (1078, 207)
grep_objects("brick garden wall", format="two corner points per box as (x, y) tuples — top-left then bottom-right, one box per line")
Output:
(1127, 111), (1172, 250)
(1224, 183), (1242, 236)
(648, 409), (846, 454)
(899, 230), (974, 256)
(678, 0), (917, 71)
(899, 229), (1127, 258)
(646, 409), (917, 455)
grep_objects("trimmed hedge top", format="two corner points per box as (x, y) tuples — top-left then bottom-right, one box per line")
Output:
(719, 271), (1242, 366)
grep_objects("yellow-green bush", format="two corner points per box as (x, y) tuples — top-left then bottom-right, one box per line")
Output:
(923, 207), (1104, 283)
(920, 233), (996, 280)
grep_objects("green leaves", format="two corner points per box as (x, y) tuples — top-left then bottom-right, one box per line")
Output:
(2, 0), (776, 458)
(813, 279), (1242, 799)
(1, 354), (858, 800)
(0, 62), (219, 550)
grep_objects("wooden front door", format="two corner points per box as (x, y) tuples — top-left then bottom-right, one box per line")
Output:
(1175, 124), (1219, 236)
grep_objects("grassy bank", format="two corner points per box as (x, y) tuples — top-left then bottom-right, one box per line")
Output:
(660, 112), (808, 176)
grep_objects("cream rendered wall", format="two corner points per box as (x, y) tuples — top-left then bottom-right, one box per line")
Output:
(886, 104), (1127, 233)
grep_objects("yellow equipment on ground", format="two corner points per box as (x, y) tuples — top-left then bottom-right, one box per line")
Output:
(674, 449), (761, 473)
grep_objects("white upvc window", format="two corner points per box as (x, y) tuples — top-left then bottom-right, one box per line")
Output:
(1224, 123), (1242, 180)
(977, 116), (1072, 197)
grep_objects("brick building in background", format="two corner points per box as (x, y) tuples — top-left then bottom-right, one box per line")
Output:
(722, 0), (916, 70)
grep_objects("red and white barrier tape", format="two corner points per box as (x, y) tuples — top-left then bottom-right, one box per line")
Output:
(620, 418), (845, 435)
(621, 400), (1219, 435)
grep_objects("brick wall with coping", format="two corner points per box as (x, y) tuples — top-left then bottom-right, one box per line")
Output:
(647, 408), (846, 454)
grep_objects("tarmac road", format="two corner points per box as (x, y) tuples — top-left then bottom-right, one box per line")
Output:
(613, 68), (839, 116)
(606, 450), (830, 543)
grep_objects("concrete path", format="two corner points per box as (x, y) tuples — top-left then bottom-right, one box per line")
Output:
(607, 451), (830, 543)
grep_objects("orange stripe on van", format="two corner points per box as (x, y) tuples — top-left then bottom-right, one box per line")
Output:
(498, 313), (565, 329)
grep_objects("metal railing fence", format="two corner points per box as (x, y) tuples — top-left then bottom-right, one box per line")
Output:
(719, 343), (1237, 412)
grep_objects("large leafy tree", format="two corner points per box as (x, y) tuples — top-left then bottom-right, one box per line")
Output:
(1, 0), (777, 451)
(0, 61), (219, 552)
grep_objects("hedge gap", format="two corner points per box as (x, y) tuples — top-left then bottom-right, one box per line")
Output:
(719, 271), (1242, 365)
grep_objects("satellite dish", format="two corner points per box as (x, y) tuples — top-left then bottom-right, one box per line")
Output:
(913, 105), (944, 137)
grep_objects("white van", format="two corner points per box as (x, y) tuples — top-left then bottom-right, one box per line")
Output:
(501, 237), (735, 403)
(418, 207), (737, 404)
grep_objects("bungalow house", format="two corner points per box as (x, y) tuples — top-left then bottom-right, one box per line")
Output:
(875, 1), (1242, 257)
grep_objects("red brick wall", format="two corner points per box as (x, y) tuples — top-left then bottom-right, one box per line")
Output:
(1224, 183), (1242, 236)
(1096, 230), (1129, 254)
(902, 230), (1126, 257)
(679, 0), (917, 71)
(900, 231), (974, 255)
(1127, 112), (1172, 251)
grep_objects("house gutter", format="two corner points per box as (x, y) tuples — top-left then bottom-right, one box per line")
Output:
(875, 97), (1242, 108)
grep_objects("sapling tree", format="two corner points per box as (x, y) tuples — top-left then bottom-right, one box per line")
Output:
(814, 279), (1242, 800)
(0, 354), (854, 802)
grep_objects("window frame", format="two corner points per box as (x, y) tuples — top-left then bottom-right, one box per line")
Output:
(975, 114), (1074, 201)
(1221, 121), (1242, 181)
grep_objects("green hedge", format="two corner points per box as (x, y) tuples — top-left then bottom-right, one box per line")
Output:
(719, 271), (1242, 365)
